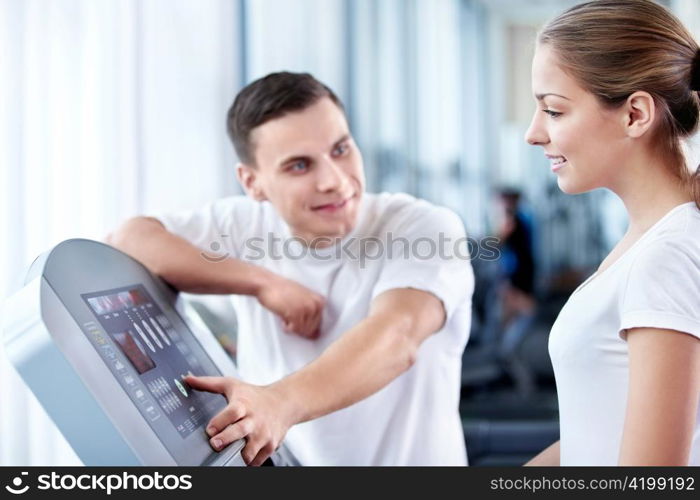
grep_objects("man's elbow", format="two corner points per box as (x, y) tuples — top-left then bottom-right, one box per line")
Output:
(389, 313), (421, 372)
(403, 341), (419, 372)
(108, 217), (161, 248)
(106, 217), (132, 249)
(105, 217), (166, 272)
(397, 303), (445, 371)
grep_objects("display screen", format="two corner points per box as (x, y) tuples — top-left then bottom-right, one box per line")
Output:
(81, 285), (226, 441)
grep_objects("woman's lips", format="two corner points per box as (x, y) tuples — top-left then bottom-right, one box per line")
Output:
(547, 155), (567, 173)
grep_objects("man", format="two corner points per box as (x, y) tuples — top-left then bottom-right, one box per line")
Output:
(108, 72), (473, 466)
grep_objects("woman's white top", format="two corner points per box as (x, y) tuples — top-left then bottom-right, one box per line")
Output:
(549, 202), (700, 465)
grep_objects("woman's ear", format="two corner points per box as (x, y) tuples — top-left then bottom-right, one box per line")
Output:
(236, 163), (267, 201)
(623, 91), (656, 139)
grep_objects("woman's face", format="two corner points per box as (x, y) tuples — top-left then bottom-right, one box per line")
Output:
(525, 44), (629, 194)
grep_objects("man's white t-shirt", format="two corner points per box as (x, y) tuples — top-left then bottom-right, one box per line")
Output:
(155, 192), (474, 465)
(549, 202), (700, 465)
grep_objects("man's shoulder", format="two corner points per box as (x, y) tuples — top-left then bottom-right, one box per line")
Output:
(363, 192), (463, 231)
(365, 191), (441, 217)
(207, 194), (258, 210)
(197, 196), (283, 241)
(206, 195), (276, 219)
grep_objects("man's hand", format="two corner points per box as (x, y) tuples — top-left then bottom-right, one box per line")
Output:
(184, 375), (298, 466)
(256, 273), (325, 339)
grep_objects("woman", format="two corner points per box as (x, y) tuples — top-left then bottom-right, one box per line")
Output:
(525, 0), (700, 466)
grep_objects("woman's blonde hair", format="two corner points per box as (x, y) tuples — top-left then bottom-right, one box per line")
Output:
(539, 0), (700, 207)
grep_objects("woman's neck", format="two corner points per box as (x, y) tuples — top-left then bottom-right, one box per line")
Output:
(612, 156), (692, 235)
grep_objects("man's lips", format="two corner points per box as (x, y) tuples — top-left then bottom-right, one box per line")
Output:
(311, 195), (354, 211)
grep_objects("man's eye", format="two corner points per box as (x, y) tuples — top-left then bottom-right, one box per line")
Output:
(333, 143), (349, 156)
(289, 161), (308, 172)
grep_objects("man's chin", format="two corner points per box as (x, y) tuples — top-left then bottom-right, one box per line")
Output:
(300, 222), (357, 246)
(316, 226), (354, 242)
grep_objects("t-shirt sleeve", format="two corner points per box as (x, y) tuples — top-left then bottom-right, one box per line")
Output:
(371, 204), (474, 322)
(151, 196), (254, 260)
(619, 238), (700, 340)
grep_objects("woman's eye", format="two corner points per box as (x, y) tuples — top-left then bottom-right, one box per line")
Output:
(543, 109), (562, 118)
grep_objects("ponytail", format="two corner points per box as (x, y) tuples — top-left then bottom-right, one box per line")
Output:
(691, 51), (700, 209)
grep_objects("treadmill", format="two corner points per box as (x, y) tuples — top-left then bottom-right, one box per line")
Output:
(2, 238), (297, 466)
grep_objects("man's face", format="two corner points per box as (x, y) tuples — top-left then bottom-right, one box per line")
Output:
(238, 97), (365, 245)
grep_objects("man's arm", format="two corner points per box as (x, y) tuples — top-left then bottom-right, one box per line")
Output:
(107, 216), (325, 337)
(185, 287), (447, 465)
(274, 287), (445, 419)
(618, 327), (700, 465)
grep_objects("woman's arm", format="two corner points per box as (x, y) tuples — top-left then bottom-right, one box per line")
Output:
(619, 327), (700, 465)
(525, 440), (560, 466)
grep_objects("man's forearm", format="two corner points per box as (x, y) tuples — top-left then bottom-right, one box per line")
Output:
(107, 216), (271, 296)
(271, 310), (419, 424)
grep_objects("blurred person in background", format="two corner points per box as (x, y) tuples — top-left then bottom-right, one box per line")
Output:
(495, 188), (536, 326)
(494, 188), (537, 393)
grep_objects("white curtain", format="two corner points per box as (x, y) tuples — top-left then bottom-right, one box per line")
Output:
(347, 0), (489, 234)
(0, 0), (240, 465)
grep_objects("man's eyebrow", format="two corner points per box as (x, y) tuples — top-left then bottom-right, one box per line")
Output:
(535, 93), (570, 101)
(277, 134), (351, 167)
(332, 134), (350, 148)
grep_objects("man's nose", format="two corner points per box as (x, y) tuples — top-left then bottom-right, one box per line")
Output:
(316, 158), (349, 192)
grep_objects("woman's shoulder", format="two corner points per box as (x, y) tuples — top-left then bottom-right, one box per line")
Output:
(619, 204), (700, 341)
(619, 205), (700, 300)
(612, 203), (700, 293)
(639, 203), (700, 258)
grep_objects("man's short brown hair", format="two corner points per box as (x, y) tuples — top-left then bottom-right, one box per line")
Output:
(226, 72), (345, 165)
